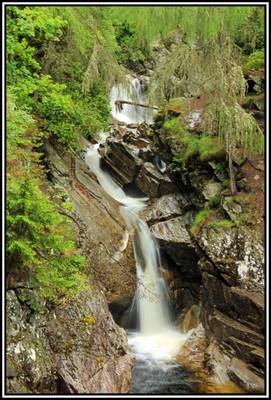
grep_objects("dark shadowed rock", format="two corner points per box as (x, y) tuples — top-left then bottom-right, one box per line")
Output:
(209, 309), (264, 349)
(150, 217), (199, 273)
(101, 140), (143, 186)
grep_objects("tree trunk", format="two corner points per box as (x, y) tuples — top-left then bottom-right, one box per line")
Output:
(228, 152), (237, 195)
(225, 131), (237, 195)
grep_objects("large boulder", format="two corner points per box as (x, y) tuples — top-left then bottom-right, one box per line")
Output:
(50, 288), (133, 394)
(195, 224), (264, 386)
(142, 193), (189, 225)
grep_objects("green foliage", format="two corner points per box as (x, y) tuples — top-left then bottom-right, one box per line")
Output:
(164, 118), (225, 165)
(222, 179), (230, 189)
(112, 20), (147, 65)
(150, 6), (264, 166)
(193, 209), (210, 225)
(7, 169), (86, 303)
(6, 6), (66, 102)
(7, 92), (86, 305)
(243, 49), (264, 76)
(191, 209), (212, 235)
(6, 6), (114, 147)
(207, 219), (234, 231)
(7, 90), (36, 152)
(75, 85), (110, 138)
(234, 7), (264, 54)
(109, 7), (183, 54)
(32, 75), (80, 148)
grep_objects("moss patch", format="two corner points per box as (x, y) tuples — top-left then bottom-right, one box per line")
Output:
(80, 314), (96, 325)
(163, 118), (225, 165)
(243, 49), (264, 76)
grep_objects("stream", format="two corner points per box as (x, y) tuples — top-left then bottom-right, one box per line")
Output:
(85, 77), (195, 394)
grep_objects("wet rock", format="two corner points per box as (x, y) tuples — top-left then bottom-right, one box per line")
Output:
(102, 139), (143, 186)
(136, 162), (177, 198)
(44, 141), (136, 302)
(180, 304), (200, 333)
(142, 193), (189, 225)
(228, 358), (264, 394)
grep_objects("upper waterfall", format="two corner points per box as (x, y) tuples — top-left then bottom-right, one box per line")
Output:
(110, 77), (154, 124)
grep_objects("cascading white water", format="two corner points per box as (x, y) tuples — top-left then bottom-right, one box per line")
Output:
(110, 77), (153, 124)
(85, 138), (187, 361)
(85, 80), (188, 369)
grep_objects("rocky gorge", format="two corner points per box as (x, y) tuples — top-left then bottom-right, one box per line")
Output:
(7, 89), (264, 393)
(6, 11), (265, 395)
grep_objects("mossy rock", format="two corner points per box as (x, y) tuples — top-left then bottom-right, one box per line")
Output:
(222, 197), (243, 220)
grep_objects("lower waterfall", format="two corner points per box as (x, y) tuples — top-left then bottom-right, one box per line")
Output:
(85, 134), (191, 393)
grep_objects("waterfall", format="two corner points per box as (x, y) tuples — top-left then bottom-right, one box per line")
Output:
(109, 77), (153, 124)
(85, 79), (187, 365)
(85, 145), (170, 335)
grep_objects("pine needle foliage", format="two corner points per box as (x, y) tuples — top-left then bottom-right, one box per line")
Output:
(150, 7), (264, 165)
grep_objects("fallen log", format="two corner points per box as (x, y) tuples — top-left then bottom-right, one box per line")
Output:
(115, 100), (158, 111)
